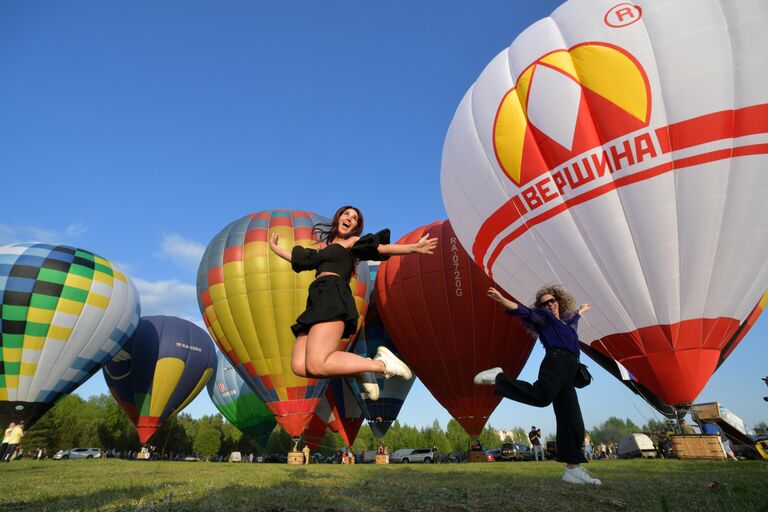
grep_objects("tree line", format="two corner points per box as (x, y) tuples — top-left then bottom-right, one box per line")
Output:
(20, 394), (765, 459)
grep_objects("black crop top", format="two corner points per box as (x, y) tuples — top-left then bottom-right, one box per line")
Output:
(290, 229), (391, 281)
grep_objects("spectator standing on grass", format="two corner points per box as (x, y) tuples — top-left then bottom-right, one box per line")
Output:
(0, 423), (13, 462)
(583, 433), (593, 461)
(529, 426), (545, 461)
(2, 421), (24, 462)
(302, 444), (310, 464)
(475, 285), (601, 485)
(598, 442), (607, 460)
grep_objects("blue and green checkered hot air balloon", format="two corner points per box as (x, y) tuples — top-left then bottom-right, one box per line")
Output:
(0, 243), (140, 427)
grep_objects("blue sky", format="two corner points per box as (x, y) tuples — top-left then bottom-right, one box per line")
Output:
(2, 1), (766, 438)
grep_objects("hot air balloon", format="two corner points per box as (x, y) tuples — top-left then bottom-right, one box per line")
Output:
(196, 210), (371, 439)
(441, 0), (768, 409)
(103, 315), (216, 444)
(0, 243), (140, 427)
(315, 377), (364, 447)
(207, 351), (276, 448)
(376, 220), (536, 436)
(351, 262), (414, 438)
(303, 414), (328, 452)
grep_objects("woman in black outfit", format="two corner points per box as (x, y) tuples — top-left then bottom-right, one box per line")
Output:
(474, 285), (601, 485)
(270, 206), (437, 399)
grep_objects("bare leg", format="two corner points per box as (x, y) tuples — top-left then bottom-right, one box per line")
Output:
(304, 321), (384, 378)
(291, 335), (308, 377)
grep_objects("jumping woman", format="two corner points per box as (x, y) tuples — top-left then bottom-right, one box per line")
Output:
(270, 206), (437, 400)
(474, 285), (601, 485)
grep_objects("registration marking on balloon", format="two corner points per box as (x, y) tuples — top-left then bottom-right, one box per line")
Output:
(475, 41), (768, 276)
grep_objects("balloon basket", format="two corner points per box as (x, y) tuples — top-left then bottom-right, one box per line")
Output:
(671, 435), (725, 460)
(375, 454), (388, 464)
(467, 450), (487, 463)
(287, 452), (305, 465)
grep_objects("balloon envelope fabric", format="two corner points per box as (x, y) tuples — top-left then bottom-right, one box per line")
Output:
(103, 315), (216, 444)
(207, 351), (276, 448)
(351, 262), (413, 438)
(441, 0), (768, 406)
(315, 377), (364, 447)
(376, 220), (536, 437)
(0, 242), (140, 427)
(196, 210), (371, 437)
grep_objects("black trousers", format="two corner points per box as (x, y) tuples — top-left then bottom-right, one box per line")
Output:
(1, 443), (18, 462)
(495, 348), (587, 464)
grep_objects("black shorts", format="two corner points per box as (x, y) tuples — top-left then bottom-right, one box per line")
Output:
(291, 275), (359, 339)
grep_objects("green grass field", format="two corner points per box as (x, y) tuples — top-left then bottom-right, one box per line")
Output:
(1, 459), (767, 512)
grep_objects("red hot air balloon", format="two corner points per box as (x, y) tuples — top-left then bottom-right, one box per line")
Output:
(375, 220), (536, 436)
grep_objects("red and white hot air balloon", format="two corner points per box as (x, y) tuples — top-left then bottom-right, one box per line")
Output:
(441, 0), (768, 407)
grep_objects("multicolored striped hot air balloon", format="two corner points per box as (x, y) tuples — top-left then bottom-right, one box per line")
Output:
(207, 351), (276, 448)
(376, 220), (536, 437)
(441, 0), (768, 407)
(103, 315), (216, 444)
(0, 243), (140, 427)
(351, 262), (413, 438)
(196, 210), (371, 438)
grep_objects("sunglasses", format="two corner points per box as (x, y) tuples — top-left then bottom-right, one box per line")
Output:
(539, 298), (557, 307)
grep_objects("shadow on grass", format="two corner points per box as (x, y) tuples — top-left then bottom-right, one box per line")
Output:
(3, 484), (159, 512)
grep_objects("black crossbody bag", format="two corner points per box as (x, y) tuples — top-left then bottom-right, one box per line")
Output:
(574, 362), (593, 388)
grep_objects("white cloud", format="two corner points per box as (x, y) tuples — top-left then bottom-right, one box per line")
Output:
(0, 222), (87, 246)
(65, 222), (88, 238)
(133, 277), (204, 327)
(159, 233), (206, 270)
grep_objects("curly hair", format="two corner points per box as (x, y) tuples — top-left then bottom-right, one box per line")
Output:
(533, 284), (577, 318)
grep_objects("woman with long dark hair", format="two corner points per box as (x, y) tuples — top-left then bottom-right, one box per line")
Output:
(270, 206), (437, 400)
(474, 285), (601, 485)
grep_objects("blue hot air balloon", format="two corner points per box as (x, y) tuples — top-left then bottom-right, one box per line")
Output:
(103, 315), (216, 444)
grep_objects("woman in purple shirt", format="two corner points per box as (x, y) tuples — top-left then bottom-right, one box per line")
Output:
(474, 285), (601, 486)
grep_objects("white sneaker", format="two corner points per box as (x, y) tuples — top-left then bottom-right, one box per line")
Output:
(374, 346), (412, 380)
(562, 466), (602, 485)
(356, 368), (380, 401)
(473, 367), (503, 385)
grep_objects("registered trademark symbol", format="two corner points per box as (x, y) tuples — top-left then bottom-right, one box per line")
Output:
(604, 3), (642, 28)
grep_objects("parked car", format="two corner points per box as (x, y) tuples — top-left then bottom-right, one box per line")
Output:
(485, 448), (500, 462)
(390, 448), (435, 463)
(498, 442), (533, 461)
(53, 447), (102, 460)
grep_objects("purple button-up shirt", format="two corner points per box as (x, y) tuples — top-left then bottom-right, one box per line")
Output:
(506, 303), (581, 356)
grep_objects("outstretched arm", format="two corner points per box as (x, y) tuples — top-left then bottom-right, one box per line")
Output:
(270, 233), (292, 262)
(489, 287), (547, 325)
(378, 234), (438, 256)
(487, 287), (519, 311)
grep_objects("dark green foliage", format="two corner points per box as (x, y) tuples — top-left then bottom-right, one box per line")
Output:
(590, 416), (642, 444)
